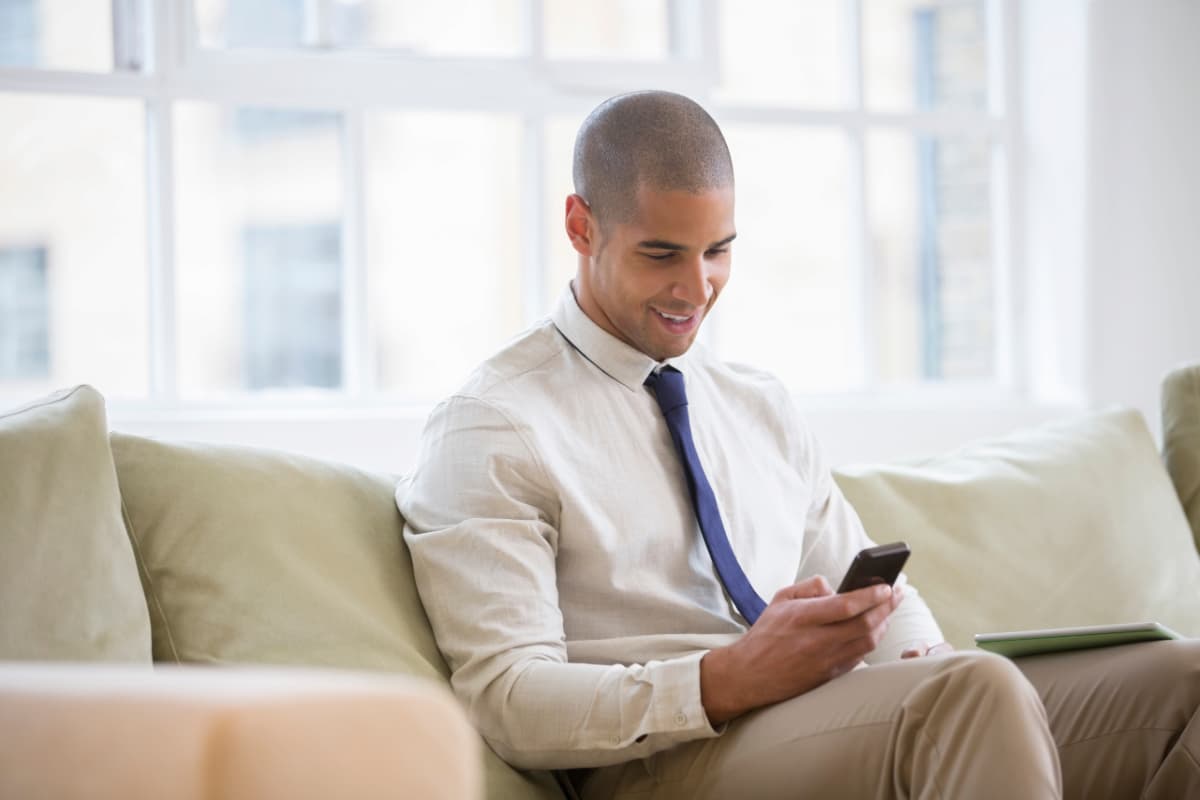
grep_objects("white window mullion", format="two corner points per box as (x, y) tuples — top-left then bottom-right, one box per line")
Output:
(520, 115), (548, 325)
(847, 0), (872, 389)
(111, 0), (148, 72)
(146, 0), (180, 402)
(341, 107), (370, 397)
(991, 0), (1021, 393)
(519, 0), (548, 324)
(524, 0), (545, 61)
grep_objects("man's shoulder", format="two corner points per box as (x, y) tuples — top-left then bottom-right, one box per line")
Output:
(687, 346), (791, 400)
(452, 317), (573, 406)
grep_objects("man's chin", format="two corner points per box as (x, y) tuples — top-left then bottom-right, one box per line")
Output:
(645, 336), (697, 362)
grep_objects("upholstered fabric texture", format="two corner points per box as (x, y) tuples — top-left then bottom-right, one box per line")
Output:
(0, 386), (151, 661)
(110, 433), (563, 800)
(0, 664), (481, 800)
(1163, 363), (1200, 551)
(834, 409), (1200, 650)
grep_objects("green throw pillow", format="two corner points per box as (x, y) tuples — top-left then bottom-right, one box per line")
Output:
(110, 432), (562, 800)
(0, 386), (151, 661)
(835, 409), (1200, 650)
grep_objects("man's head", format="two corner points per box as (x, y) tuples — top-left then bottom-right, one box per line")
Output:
(566, 91), (736, 362)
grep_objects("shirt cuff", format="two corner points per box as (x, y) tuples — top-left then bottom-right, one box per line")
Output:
(645, 650), (723, 740)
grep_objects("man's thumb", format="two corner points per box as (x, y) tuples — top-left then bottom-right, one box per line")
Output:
(773, 575), (833, 603)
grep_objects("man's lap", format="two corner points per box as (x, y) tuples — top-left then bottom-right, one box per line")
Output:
(581, 641), (1200, 800)
(581, 650), (1035, 799)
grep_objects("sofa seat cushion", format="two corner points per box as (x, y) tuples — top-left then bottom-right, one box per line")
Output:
(1163, 363), (1200, 550)
(0, 386), (150, 661)
(0, 664), (480, 800)
(110, 433), (563, 800)
(834, 409), (1200, 650)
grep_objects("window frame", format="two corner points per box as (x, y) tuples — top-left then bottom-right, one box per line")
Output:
(0, 0), (1022, 412)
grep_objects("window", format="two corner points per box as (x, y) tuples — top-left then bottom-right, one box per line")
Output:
(242, 223), (342, 390)
(0, 0), (38, 66)
(0, 0), (116, 71)
(0, 0), (1015, 407)
(0, 246), (49, 380)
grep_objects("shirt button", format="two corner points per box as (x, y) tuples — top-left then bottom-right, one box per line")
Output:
(611, 734), (621, 745)
(674, 712), (688, 726)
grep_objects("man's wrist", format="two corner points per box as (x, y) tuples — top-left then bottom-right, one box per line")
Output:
(700, 645), (747, 725)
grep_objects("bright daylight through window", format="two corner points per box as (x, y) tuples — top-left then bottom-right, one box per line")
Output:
(0, 0), (1007, 406)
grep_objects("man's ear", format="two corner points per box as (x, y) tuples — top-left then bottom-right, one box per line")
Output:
(565, 194), (595, 257)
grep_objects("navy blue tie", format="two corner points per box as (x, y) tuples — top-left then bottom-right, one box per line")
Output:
(645, 367), (767, 625)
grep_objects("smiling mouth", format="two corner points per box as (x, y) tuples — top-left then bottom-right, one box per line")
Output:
(653, 308), (695, 323)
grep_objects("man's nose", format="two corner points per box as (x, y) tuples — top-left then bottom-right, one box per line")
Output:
(672, 255), (712, 307)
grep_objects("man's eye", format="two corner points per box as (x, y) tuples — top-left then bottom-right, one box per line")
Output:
(643, 252), (675, 261)
(706, 248), (729, 258)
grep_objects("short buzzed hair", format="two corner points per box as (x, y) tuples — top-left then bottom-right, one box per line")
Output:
(572, 91), (734, 228)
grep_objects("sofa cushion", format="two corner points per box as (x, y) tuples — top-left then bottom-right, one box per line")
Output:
(1163, 363), (1200, 551)
(110, 433), (563, 800)
(0, 386), (151, 661)
(834, 409), (1200, 650)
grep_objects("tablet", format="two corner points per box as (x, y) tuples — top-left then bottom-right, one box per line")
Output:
(974, 622), (1182, 659)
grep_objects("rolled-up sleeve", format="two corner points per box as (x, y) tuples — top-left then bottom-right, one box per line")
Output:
(398, 395), (720, 770)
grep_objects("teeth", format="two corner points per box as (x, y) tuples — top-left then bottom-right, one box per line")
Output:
(657, 310), (690, 322)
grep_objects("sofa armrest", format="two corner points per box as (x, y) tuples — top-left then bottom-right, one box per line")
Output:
(0, 664), (481, 800)
(1163, 363), (1200, 552)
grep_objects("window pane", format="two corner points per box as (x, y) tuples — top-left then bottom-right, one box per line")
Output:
(194, 0), (306, 48)
(0, 0), (115, 71)
(0, 247), (49, 379)
(717, 0), (851, 107)
(866, 131), (993, 382)
(194, 0), (522, 56)
(365, 111), (522, 399)
(863, 0), (989, 112)
(242, 223), (341, 389)
(174, 103), (344, 397)
(715, 126), (857, 392)
(347, 0), (521, 55)
(544, 0), (668, 60)
(0, 94), (148, 400)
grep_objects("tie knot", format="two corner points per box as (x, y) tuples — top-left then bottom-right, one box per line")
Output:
(645, 366), (687, 414)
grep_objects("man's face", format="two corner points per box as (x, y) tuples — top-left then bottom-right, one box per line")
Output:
(572, 184), (735, 362)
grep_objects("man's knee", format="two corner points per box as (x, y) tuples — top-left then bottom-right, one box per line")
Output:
(933, 650), (1043, 709)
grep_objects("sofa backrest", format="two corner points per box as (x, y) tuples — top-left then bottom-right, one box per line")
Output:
(834, 408), (1200, 649)
(1163, 363), (1200, 551)
(110, 432), (563, 800)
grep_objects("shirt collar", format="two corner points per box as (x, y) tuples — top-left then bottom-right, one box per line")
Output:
(551, 283), (689, 392)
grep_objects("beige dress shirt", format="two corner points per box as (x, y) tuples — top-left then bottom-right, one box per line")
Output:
(397, 286), (944, 771)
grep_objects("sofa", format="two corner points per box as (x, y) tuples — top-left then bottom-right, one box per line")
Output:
(2, 364), (1199, 799)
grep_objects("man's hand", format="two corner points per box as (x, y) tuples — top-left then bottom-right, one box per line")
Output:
(900, 641), (956, 659)
(700, 575), (903, 725)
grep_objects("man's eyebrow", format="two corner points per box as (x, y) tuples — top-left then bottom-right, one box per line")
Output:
(637, 238), (686, 251)
(637, 233), (738, 251)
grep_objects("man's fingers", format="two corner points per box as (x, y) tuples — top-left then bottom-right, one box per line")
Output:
(791, 583), (894, 625)
(774, 575), (833, 603)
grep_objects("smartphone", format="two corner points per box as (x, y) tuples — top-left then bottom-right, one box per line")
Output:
(836, 541), (910, 593)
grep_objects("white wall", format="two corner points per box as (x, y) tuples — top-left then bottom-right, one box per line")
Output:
(1084, 0), (1200, 435)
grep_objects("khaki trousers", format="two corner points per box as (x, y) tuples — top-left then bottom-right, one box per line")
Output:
(579, 641), (1200, 800)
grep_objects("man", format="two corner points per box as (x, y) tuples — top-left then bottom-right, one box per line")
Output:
(398, 91), (1200, 799)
